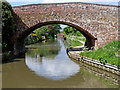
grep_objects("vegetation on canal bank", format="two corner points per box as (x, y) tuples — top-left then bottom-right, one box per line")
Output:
(63, 26), (86, 47)
(71, 36), (86, 42)
(25, 24), (61, 45)
(80, 40), (120, 66)
(2, 1), (14, 52)
(66, 38), (83, 47)
(1, 1), (17, 61)
(26, 39), (61, 59)
(66, 35), (86, 47)
(63, 26), (83, 36)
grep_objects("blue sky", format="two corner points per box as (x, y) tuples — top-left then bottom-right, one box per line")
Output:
(6, 0), (119, 6)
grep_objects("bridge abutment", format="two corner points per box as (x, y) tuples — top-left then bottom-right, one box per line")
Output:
(94, 40), (98, 50)
(84, 37), (96, 50)
(14, 39), (26, 57)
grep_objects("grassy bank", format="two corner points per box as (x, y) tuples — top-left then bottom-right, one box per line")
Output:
(70, 36), (86, 42)
(80, 40), (120, 66)
(67, 35), (86, 42)
(66, 35), (85, 47)
(67, 39), (83, 47)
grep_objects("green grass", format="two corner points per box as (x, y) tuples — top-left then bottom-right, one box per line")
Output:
(80, 40), (120, 66)
(73, 37), (86, 42)
(67, 38), (83, 47)
(67, 35), (86, 42)
(65, 35), (86, 47)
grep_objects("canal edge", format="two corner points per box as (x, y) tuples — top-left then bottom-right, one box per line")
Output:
(67, 50), (120, 76)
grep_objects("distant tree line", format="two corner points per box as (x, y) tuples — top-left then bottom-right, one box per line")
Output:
(63, 26), (83, 36)
(25, 24), (61, 44)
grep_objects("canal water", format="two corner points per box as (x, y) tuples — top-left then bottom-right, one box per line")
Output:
(2, 38), (118, 88)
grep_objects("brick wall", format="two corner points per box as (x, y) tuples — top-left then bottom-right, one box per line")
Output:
(12, 2), (119, 48)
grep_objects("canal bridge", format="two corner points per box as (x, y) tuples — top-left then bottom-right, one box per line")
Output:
(12, 2), (119, 55)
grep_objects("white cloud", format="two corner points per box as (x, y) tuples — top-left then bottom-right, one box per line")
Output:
(7, 0), (119, 3)
(25, 52), (80, 80)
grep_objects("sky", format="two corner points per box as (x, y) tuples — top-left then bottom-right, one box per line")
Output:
(6, 0), (119, 6)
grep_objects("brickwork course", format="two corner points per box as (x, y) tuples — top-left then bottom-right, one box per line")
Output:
(12, 2), (119, 54)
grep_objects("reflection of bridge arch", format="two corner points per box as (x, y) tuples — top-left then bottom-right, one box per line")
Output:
(12, 2), (118, 55)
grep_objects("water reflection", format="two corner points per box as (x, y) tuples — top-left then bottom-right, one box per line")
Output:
(26, 39), (61, 59)
(3, 38), (118, 88)
(25, 39), (80, 80)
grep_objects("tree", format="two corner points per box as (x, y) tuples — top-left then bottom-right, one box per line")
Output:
(34, 24), (61, 39)
(25, 24), (62, 44)
(52, 24), (61, 35)
(63, 27), (69, 35)
(76, 31), (81, 36)
(63, 26), (82, 36)
(34, 26), (50, 39)
(2, 1), (14, 52)
(48, 25), (54, 39)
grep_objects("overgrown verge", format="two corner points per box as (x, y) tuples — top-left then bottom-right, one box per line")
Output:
(80, 40), (120, 66)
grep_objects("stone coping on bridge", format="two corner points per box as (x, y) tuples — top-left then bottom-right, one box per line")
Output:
(68, 51), (120, 76)
(12, 2), (119, 8)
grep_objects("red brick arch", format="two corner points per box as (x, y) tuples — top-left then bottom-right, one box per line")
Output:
(24, 21), (97, 47)
(12, 2), (118, 55)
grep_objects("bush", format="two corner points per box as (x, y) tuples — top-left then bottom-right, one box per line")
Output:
(2, 1), (14, 52)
